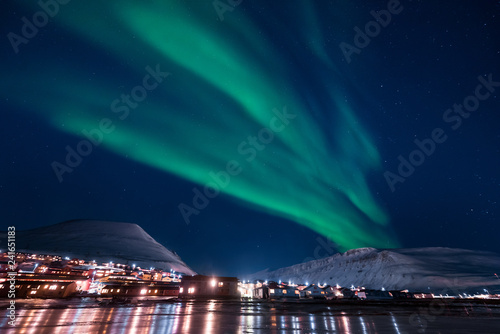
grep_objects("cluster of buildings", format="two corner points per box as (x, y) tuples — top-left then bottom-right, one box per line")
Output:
(245, 281), (411, 300)
(0, 251), (183, 299)
(1, 251), (499, 301)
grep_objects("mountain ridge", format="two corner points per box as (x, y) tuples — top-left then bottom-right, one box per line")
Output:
(246, 247), (500, 293)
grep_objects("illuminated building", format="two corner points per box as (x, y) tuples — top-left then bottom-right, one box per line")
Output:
(179, 275), (239, 298)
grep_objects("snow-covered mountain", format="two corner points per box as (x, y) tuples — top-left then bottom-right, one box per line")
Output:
(1, 219), (196, 275)
(245, 247), (500, 293)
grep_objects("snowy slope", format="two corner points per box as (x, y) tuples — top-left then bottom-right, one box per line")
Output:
(1, 220), (196, 275)
(246, 247), (500, 293)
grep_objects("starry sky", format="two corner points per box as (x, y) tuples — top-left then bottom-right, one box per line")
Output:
(1, 1), (499, 276)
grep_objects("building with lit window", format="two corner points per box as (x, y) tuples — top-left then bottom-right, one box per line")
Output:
(0, 274), (89, 298)
(301, 284), (326, 298)
(179, 275), (239, 298)
(99, 281), (179, 297)
(253, 281), (299, 299)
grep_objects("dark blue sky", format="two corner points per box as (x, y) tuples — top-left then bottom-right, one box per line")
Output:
(1, 1), (499, 276)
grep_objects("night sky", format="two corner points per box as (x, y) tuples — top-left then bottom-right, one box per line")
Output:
(1, 1), (499, 276)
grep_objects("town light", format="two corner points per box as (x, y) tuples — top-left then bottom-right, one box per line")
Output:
(211, 279), (216, 287)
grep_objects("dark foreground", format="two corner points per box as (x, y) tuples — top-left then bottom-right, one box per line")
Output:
(1, 298), (500, 333)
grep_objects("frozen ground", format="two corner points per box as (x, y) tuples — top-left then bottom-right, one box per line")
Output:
(1, 299), (499, 333)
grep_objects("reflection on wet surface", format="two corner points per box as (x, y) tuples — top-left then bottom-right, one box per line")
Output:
(1, 299), (499, 333)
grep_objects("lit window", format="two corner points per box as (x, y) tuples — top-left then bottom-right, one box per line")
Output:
(110, 289), (113, 292)
(102, 289), (109, 293)
(188, 287), (195, 294)
(49, 285), (57, 290)
(117, 289), (120, 293)
(44, 285), (49, 289)
(141, 289), (147, 294)
(30, 291), (37, 295)
(218, 282), (224, 287)
(283, 290), (287, 294)
(179, 288), (184, 293)
(295, 290), (299, 294)
(270, 289), (275, 294)
(0, 285), (3, 289)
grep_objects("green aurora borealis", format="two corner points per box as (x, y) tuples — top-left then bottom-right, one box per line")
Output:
(6, 1), (400, 250)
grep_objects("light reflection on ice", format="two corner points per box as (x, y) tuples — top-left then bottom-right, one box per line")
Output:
(360, 316), (368, 334)
(1, 299), (498, 334)
(204, 303), (215, 334)
(391, 313), (401, 334)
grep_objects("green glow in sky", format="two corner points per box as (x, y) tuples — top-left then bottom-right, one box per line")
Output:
(7, 1), (400, 250)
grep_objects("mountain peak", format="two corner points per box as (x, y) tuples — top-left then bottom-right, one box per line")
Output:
(1, 219), (196, 275)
